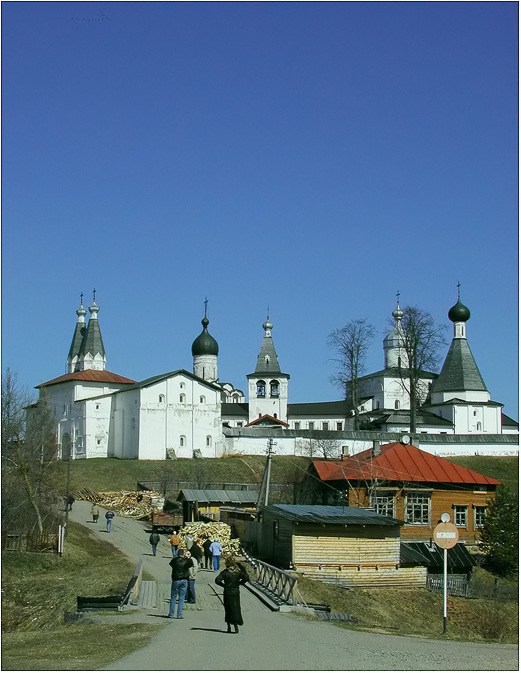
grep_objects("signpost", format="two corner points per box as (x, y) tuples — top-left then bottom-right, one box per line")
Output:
(433, 513), (459, 634)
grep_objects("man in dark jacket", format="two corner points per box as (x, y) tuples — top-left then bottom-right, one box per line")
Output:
(168, 550), (193, 619)
(202, 537), (212, 569)
(190, 539), (203, 564)
(149, 528), (160, 556)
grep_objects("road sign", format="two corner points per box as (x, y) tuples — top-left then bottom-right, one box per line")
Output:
(433, 521), (459, 549)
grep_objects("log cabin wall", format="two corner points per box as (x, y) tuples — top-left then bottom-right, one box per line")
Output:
(346, 483), (494, 542)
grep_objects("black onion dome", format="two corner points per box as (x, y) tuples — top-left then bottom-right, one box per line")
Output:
(191, 317), (219, 356)
(448, 299), (471, 323)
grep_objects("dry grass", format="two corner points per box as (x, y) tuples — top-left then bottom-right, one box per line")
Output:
(296, 575), (518, 643)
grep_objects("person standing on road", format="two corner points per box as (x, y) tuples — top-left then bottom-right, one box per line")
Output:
(190, 539), (203, 564)
(67, 494), (75, 511)
(215, 556), (249, 633)
(169, 530), (181, 557)
(91, 503), (100, 524)
(149, 528), (160, 556)
(105, 510), (115, 532)
(186, 554), (199, 605)
(209, 539), (223, 571)
(202, 537), (212, 569)
(168, 549), (193, 619)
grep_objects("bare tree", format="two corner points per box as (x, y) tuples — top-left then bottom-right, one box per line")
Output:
(328, 319), (375, 430)
(2, 370), (59, 533)
(300, 435), (342, 459)
(392, 306), (447, 433)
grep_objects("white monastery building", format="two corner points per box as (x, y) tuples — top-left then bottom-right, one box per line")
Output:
(34, 291), (518, 461)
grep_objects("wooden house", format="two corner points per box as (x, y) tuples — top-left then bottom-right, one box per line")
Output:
(251, 504), (427, 588)
(176, 488), (259, 523)
(311, 441), (501, 543)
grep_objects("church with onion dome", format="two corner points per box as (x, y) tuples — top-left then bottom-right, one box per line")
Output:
(32, 290), (518, 461)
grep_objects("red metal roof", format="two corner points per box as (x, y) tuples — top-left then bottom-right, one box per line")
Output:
(37, 370), (136, 387)
(244, 414), (290, 428)
(313, 442), (501, 486)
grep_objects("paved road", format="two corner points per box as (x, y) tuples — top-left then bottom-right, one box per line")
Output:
(69, 501), (518, 671)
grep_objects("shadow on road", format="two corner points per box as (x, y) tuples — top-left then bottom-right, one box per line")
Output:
(190, 627), (228, 634)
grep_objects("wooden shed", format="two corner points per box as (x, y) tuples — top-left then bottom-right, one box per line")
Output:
(177, 489), (259, 523)
(253, 504), (427, 588)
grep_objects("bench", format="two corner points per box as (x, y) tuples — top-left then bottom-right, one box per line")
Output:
(77, 559), (143, 612)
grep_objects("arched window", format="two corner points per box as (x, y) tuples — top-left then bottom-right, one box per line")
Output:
(206, 435), (212, 447)
(180, 394), (186, 403)
(180, 435), (186, 447)
(274, 413), (277, 419)
(256, 380), (266, 397)
(180, 383), (185, 389)
(395, 400), (400, 410)
(159, 394), (165, 403)
(200, 395), (206, 404)
(477, 422), (482, 431)
(232, 394), (239, 403)
(270, 380), (280, 397)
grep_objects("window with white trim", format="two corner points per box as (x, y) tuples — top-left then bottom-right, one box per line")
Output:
(159, 395), (165, 403)
(179, 394), (186, 403)
(405, 492), (431, 525)
(453, 505), (468, 527)
(180, 435), (186, 447)
(474, 506), (487, 528)
(308, 421), (314, 430)
(372, 492), (395, 518)
(322, 421), (328, 431)
(206, 435), (212, 447)
(294, 421), (300, 430)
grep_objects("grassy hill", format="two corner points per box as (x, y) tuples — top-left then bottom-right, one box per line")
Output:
(61, 455), (311, 493)
(59, 454), (518, 495)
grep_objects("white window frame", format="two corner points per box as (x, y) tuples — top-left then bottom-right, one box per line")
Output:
(474, 506), (487, 529)
(405, 492), (431, 525)
(372, 491), (396, 518)
(453, 505), (468, 528)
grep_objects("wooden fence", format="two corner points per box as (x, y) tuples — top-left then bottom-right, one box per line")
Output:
(1, 529), (57, 553)
(427, 575), (518, 601)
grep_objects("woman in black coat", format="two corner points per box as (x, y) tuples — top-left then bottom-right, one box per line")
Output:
(215, 556), (249, 633)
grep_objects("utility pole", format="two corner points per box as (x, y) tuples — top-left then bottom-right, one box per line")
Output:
(264, 437), (275, 507)
(257, 437), (276, 509)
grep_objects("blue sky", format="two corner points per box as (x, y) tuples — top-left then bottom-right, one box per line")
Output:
(2, 1), (518, 419)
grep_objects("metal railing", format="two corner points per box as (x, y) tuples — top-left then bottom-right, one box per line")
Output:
(427, 575), (518, 601)
(250, 558), (298, 605)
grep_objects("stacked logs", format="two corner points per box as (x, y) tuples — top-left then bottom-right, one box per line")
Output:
(179, 521), (241, 557)
(74, 489), (165, 519)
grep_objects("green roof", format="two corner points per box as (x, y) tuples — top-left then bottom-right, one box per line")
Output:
(432, 338), (488, 394)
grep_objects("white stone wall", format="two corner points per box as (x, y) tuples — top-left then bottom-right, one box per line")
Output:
(193, 354), (218, 382)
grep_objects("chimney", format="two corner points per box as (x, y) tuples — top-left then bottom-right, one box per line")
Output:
(372, 441), (381, 457)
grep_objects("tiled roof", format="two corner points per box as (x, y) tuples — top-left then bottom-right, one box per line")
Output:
(263, 504), (402, 526)
(37, 370), (136, 387)
(312, 442), (501, 485)
(432, 338), (488, 394)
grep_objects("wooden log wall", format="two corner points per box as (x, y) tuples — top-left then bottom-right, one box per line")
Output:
(296, 564), (427, 588)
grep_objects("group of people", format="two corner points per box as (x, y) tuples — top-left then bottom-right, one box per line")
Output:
(90, 503), (115, 532)
(168, 545), (249, 632)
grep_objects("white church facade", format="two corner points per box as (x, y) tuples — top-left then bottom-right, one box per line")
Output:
(34, 291), (518, 461)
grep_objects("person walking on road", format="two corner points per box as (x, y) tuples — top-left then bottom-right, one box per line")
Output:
(209, 539), (223, 571)
(149, 528), (160, 556)
(202, 537), (212, 569)
(169, 530), (181, 557)
(168, 549), (193, 619)
(105, 510), (115, 532)
(215, 556), (249, 633)
(91, 503), (99, 524)
(67, 494), (75, 511)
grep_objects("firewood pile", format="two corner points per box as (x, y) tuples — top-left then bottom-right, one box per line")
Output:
(74, 489), (165, 519)
(179, 521), (241, 557)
